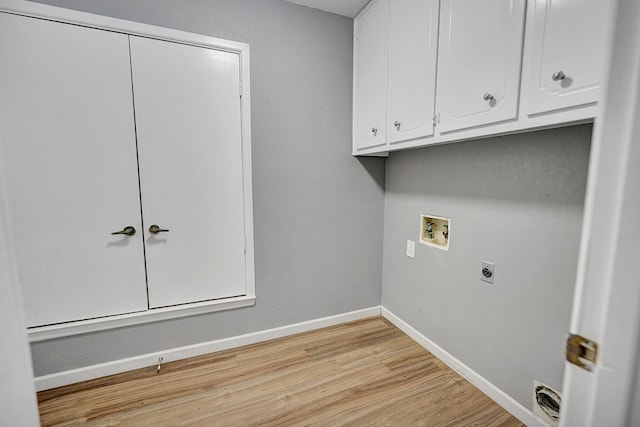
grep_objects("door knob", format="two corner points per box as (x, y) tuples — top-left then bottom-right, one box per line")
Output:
(111, 226), (136, 236)
(149, 224), (169, 234)
(394, 121), (401, 130)
(483, 93), (495, 101)
(552, 70), (566, 81)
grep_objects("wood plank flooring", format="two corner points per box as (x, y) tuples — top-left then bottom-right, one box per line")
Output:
(38, 317), (524, 426)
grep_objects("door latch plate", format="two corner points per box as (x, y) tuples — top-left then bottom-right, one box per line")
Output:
(566, 334), (598, 371)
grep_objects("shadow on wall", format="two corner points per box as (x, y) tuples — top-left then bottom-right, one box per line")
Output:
(385, 124), (593, 206)
(357, 156), (386, 190)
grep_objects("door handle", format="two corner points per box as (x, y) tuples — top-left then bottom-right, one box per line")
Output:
(149, 224), (169, 235)
(111, 226), (136, 236)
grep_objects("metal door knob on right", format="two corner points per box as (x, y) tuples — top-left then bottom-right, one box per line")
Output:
(149, 224), (169, 234)
(483, 93), (495, 101)
(371, 127), (378, 136)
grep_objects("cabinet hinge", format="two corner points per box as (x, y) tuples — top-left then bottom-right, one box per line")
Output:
(566, 334), (598, 372)
(242, 236), (247, 253)
(239, 80), (243, 98)
(433, 113), (440, 127)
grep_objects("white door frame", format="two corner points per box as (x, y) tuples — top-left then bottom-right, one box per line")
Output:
(0, 140), (40, 425)
(561, 0), (640, 425)
(1, 0), (638, 425)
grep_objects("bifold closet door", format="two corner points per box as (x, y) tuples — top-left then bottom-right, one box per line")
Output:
(0, 13), (148, 327)
(129, 36), (247, 308)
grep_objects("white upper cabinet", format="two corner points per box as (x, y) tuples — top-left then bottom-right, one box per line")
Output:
(0, 13), (148, 327)
(353, 0), (389, 150)
(352, 0), (613, 154)
(130, 36), (247, 308)
(353, 0), (439, 153)
(435, 0), (526, 133)
(387, 0), (439, 145)
(524, 0), (614, 115)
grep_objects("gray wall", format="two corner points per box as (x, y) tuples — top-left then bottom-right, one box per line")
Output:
(28, 0), (385, 376)
(381, 125), (591, 409)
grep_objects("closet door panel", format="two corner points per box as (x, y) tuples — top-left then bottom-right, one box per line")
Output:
(436, 0), (525, 133)
(0, 13), (148, 327)
(129, 36), (246, 308)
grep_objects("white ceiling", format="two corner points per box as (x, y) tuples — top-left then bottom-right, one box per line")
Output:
(283, 0), (370, 18)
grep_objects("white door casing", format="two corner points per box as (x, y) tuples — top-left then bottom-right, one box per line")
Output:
(560, 0), (640, 425)
(0, 131), (40, 426)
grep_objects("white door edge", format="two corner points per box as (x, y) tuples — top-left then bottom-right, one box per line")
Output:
(560, 0), (640, 425)
(0, 138), (40, 425)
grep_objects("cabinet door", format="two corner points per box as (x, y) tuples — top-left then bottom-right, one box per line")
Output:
(129, 36), (247, 308)
(387, 0), (439, 144)
(353, 0), (389, 151)
(436, 0), (525, 133)
(525, 0), (613, 115)
(0, 14), (148, 327)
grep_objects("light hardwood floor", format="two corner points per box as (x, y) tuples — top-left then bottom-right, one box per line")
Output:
(38, 317), (524, 426)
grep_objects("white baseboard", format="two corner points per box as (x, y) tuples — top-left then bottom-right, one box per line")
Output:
(381, 307), (548, 427)
(34, 306), (382, 392)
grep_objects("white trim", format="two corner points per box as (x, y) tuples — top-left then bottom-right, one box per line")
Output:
(0, 0), (246, 52)
(239, 43), (255, 307)
(34, 306), (382, 391)
(28, 296), (256, 343)
(561, 0), (640, 424)
(381, 307), (548, 427)
(354, 109), (594, 157)
(0, 119), (40, 426)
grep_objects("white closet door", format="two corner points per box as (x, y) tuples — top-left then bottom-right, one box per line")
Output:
(436, 0), (525, 133)
(0, 13), (147, 327)
(129, 36), (247, 308)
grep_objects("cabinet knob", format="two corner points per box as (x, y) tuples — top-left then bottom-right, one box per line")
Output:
(149, 224), (170, 235)
(394, 121), (401, 130)
(552, 70), (566, 81)
(371, 127), (378, 136)
(483, 93), (495, 101)
(111, 226), (136, 236)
